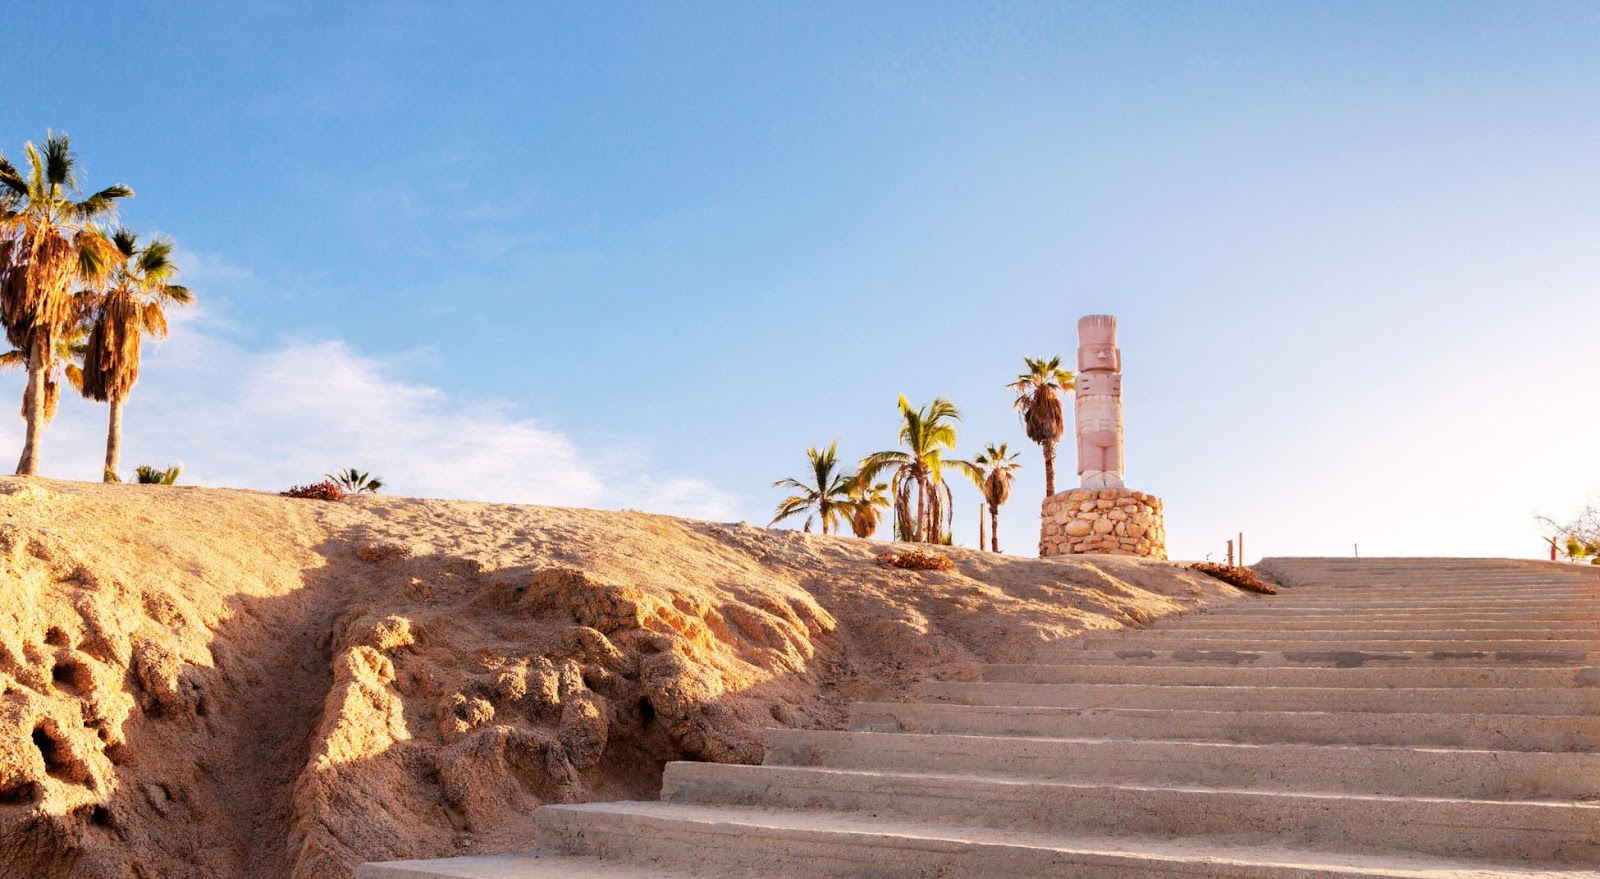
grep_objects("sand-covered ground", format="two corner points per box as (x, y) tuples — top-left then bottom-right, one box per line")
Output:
(0, 477), (1244, 879)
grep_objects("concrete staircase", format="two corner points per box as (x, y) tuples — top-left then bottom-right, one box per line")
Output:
(356, 557), (1600, 879)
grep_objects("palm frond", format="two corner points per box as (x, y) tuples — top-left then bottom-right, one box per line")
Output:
(22, 142), (46, 197)
(41, 134), (77, 189)
(327, 467), (383, 493)
(0, 155), (25, 197)
(70, 184), (133, 220)
(770, 495), (816, 526)
(138, 302), (169, 337)
(944, 458), (986, 492)
(110, 228), (139, 257)
(134, 463), (180, 485)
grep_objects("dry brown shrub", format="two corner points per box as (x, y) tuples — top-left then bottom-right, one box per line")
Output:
(876, 549), (956, 572)
(283, 481), (346, 501)
(1189, 562), (1277, 594)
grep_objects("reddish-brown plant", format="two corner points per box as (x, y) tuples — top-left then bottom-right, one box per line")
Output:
(283, 480), (346, 501)
(875, 549), (956, 572)
(1189, 562), (1277, 594)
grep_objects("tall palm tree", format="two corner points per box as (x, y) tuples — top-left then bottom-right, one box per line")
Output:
(1008, 356), (1075, 496)
(845, 474), (890, 538)
(1, 316), (90, 427)
(81, 230), (192, 481)
(0, 134), (131, 475)
(859, 396), (982, 544)
(770, 441), (856, 535)
(973, 442), (1022, 552)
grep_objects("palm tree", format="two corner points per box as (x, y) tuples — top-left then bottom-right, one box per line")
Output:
(1008, 356), (1075, 496)
(845, 475), (890, 538)
(973, 442), (1022, 552)
(858, 396), (982, 544)
(328, 468), (383, 493)
(80, 230), (192, 480)
(1, 316), (90, 427)
(770, 441), (856, 535)
(0, 134), (131, 475)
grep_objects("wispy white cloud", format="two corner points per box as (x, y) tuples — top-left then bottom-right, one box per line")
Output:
(0, 329), (743, 521)
(175, 249), (262, 289)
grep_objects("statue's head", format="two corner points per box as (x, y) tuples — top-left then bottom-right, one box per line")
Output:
(1077, 315), (1120, 372)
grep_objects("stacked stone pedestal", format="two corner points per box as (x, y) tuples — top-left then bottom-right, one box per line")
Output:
(1040, 488), (1166, 560)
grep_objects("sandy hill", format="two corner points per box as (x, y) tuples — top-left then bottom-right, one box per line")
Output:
(0, 478), (1243, 879)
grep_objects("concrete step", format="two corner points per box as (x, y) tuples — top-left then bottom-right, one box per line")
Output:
(1209, 592), (1600, 605)
(1257, 571), (1594, 581)
(850, 702), (1600, 751)
(1252, 588), (1599, 599)
(1057, 637), (1600, 653)
(535, 801), (1590, 879)
(760, 728), (1598, 800)
(1267, 576), (1593, 582)
(659, 762), (1598, 864)
(1272, 583), (1592, 589)
(1256, 555), (1593, 569)
(984, 662), (1600, 690)
(355, 855), (713, 879)
(1185, 608), (1600, 621)
(1259, 560), (1596, 574)
(1162, 616), (1600, 630)
(1044, 647), (1600, 667)
(920, 681), (1598, 715)
(1127, 627), (1596, 641)
(1175, 623), (1600, 634)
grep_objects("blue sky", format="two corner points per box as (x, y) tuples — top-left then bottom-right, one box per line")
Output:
(4, 2), (1598, 560)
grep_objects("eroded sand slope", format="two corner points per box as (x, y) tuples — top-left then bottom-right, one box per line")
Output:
(0, 478), (1241, 879)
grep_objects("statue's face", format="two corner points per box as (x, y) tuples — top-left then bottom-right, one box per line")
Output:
(1079, 344), (1120, 372)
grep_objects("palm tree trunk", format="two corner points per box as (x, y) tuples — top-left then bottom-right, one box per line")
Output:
(991, 506), (1000, 553)
(914, 478), (926, 543)
(104, 396), (124, 482)
(1042, 439), (1057, 496)
(15, 337), (48, 476)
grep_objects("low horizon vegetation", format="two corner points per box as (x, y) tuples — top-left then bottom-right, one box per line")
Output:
(1536, 501), (1600, 564)
(770, 357), (1077, 551)
(327, 468), (383, 494)
(1188, 562), (1277, 595)
(284, 480), (347, 501)
(134, 463), (181, 485)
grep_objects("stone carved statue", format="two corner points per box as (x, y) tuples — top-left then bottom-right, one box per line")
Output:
(1075, 315), (1124, 489)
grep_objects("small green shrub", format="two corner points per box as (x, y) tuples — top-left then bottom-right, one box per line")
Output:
(327, 468), (383, 494)
(134, 465), (181, 485)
